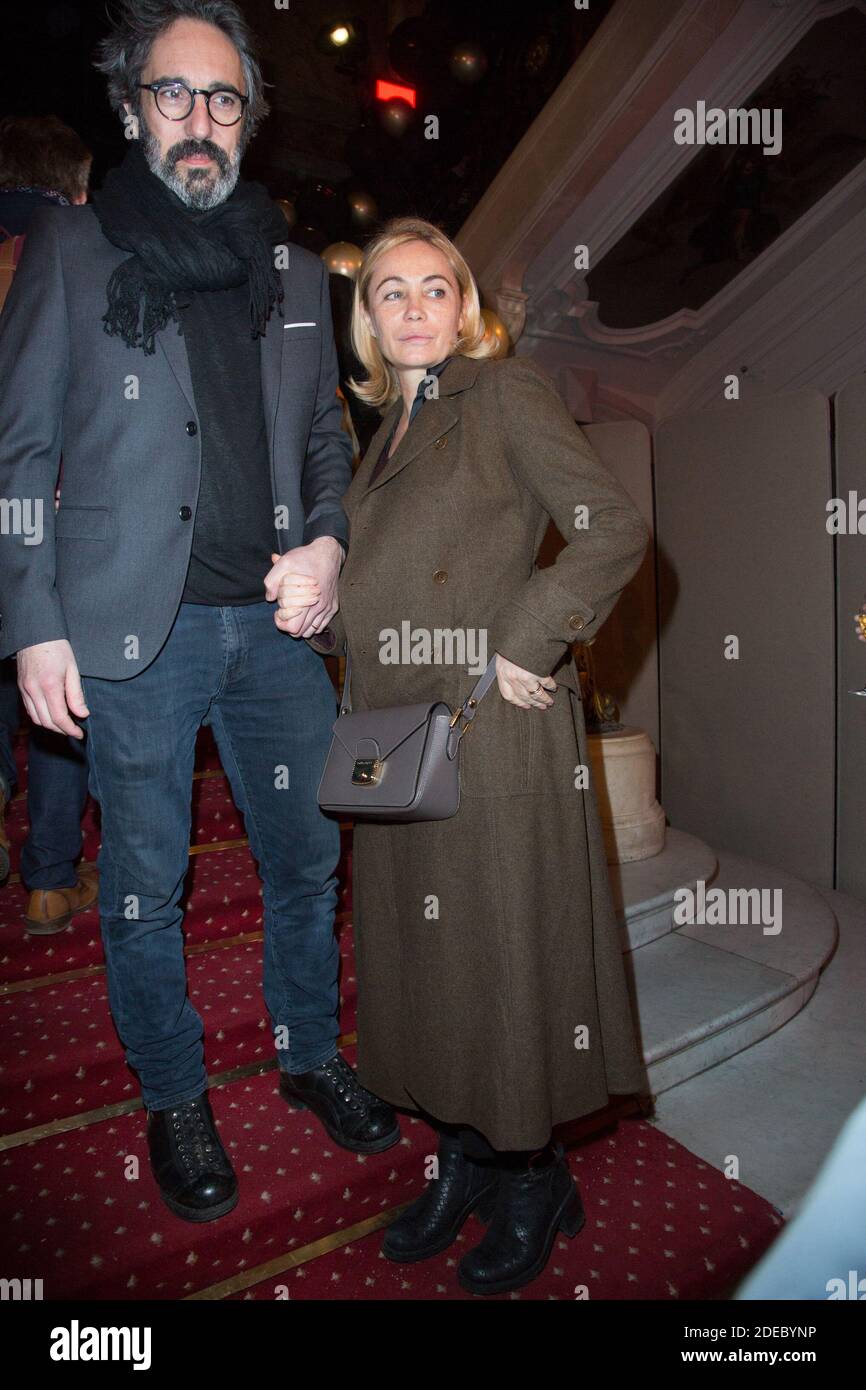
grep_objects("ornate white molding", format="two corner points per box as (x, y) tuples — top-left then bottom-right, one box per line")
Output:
(524, 0), (865, 304)
(493, 287), (529, 344)
(458, 0), (742, 301)
(560, 159), (866, 362)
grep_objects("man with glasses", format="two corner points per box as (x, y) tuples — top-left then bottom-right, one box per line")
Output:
(0, 0), (399, 1224)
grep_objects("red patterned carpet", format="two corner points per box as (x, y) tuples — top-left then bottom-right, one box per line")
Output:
(0, 728), (783, 1300)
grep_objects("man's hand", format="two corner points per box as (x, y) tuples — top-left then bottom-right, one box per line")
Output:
(264, 537), (343, 639)
(17, 639), (89, 738)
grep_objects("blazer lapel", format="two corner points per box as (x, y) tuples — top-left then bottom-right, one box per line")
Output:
(157, 322), (196, 414)
(259, 308), (285, 465)
(157, 302), (285, 453)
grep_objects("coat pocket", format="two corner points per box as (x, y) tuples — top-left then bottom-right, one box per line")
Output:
(54, 505), (110, 540)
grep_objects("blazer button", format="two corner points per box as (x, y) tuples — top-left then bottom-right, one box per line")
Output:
(568, 613), (586, 631)
(434, 436), (448, 449)
(433, 569), (448, 584)
(186, 420), (198, 435)
(179, 505), (192, 521)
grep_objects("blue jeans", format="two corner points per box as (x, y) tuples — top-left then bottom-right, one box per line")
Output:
(80, 601), (341, 1110)
(0, 656), (89, 888)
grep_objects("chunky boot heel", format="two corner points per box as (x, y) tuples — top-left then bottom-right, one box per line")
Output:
(458, 1142), (585, 1296)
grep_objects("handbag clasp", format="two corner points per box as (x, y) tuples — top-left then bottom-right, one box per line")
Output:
(352, 757), (383, 786)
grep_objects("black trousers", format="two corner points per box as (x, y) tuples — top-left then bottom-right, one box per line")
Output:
(424, 1109), (555, 1169)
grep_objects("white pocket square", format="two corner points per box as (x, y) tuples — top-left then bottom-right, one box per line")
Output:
(284, 321), (318, 329)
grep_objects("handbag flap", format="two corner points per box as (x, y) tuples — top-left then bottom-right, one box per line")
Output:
(330, 702), (444, 762)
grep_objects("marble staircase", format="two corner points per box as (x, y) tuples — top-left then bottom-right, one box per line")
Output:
(613, 829), (838, 1095)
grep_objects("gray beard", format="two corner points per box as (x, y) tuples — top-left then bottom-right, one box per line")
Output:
(139, 126), (242, 210)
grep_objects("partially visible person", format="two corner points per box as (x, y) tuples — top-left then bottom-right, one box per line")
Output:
(735, 1095), (866, 1300)
(0, 115), (91, 303)
(0, 115), (96, 929)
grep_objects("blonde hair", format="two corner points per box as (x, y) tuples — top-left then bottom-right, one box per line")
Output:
(347, 216), (498, 411)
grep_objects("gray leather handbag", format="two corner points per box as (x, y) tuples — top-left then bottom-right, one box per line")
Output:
(317, 646), (499, 821)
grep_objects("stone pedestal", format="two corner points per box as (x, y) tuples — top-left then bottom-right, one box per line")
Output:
(588, 725), (665, 864)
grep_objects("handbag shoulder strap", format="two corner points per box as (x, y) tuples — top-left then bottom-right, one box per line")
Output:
(338, 644), (498, 730)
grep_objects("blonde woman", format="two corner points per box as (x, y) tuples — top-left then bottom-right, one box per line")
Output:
(276, 217), (649, 1296)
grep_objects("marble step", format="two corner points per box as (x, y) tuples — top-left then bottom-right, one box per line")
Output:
(611, 827), (719, 950)
(614, 840), (838, 1095)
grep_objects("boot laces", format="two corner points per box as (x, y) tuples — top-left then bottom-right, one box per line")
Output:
(322, 1053), (369, 1113)
(170, 1100), (221, 1174)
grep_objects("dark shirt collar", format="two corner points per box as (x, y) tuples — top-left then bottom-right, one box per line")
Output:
(414, 356), (451, 396)
(406, 355), (451, 424)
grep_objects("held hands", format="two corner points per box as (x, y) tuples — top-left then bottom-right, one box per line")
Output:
(265, 536), (342, 639)
(495, 653), (557, 710)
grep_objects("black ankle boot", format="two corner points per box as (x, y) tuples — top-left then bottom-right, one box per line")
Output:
(146, 1092), (239, 1223)
(280, 1052), (400, 1154)
(457, 1142), (585, 1295)
(382, 1130), (499, 1263)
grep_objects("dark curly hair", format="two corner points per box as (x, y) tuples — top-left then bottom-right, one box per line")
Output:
(94, 0), (269, 143)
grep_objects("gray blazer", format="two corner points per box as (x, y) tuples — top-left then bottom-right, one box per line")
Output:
(0, 204), (352, 678)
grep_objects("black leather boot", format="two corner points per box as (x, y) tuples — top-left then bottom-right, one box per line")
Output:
(382, 1130), (499, 1263)
(457, 1142), (585, 1295)
(279, 1052), (400, 1154)
(146, 1092), (239, 1223)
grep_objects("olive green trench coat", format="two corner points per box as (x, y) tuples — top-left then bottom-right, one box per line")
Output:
(310, 352), (649, 1149)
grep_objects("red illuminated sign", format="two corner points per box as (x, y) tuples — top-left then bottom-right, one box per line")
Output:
(375, 79), (417, 108)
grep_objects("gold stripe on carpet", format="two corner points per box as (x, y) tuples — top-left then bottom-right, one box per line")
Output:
(188, 837), (249, 856)
(4, 821), (352, 886)
(2, 834), (251, 884)
(0, 1032), (358, 1151)
(0, 916), (350, 996)
(185, 1203), (412, 1300)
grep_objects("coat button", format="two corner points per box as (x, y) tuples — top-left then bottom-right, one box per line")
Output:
(186, 420), (198, 435)
(433, 569), (448, 584)
(179, 505), (192, 521)
(434, 436), (448, 449)
(568, 613), (586, 631)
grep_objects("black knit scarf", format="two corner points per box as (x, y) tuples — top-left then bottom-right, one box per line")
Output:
(91, 140), (286, 354)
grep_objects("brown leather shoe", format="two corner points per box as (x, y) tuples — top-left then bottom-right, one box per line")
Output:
(24, 862), (98, 935)
(0, 785), (9, 882)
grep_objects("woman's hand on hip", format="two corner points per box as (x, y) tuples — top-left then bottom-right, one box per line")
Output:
(495, 653), (556, 710)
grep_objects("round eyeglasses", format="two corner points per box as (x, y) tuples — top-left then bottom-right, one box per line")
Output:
(138, 82), (248, 126)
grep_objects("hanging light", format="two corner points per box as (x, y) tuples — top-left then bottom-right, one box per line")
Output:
(315, 20), (361, 56)
(321, 242), (364, 279)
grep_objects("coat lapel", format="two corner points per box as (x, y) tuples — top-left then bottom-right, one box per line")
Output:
(347, 399), (401, 505)
(357, 353), (483, 500)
